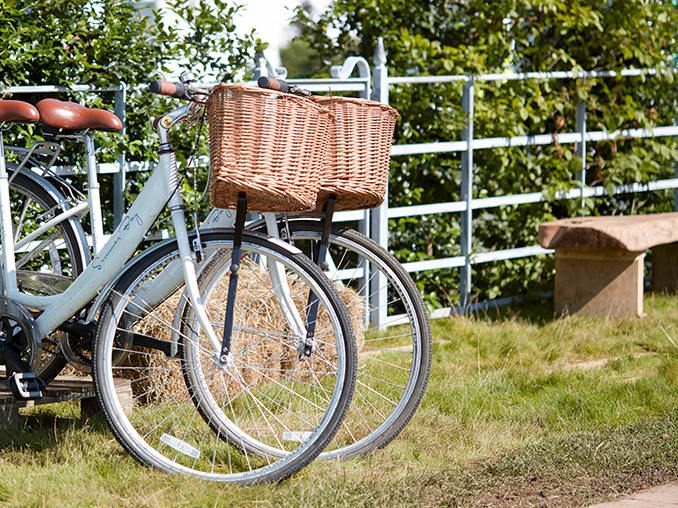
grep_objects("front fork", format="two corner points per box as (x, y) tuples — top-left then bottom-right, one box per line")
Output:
(300, 195), (336, 359)
(216, 195), (324, 365)
(199, 206), (335, 363)
(217, 197), (336, 364)
(159, 138), (222, 357)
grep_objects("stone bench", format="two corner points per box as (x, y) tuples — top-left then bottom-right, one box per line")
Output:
(538, 212), (678, 317)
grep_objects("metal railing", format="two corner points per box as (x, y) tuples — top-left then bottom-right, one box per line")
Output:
(4, 46), (677, 325)
(368, 37), (678, 320)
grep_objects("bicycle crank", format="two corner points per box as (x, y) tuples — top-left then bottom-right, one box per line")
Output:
(58, 315), (133, 373)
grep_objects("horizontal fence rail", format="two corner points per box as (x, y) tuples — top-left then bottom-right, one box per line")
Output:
(3, 46), (677, 326)
(391, 126), (678, 156)
(369, 36), (678, 323)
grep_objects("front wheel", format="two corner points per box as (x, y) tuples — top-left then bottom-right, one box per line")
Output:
(253, 218), (433, 460)
(93, 230), (357, 484)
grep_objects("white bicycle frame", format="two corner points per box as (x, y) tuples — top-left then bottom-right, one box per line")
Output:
(72, 206), (305, 359)
(0, 102), (223, 356)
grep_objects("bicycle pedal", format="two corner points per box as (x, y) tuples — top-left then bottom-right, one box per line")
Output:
(9, 372), (45, 401)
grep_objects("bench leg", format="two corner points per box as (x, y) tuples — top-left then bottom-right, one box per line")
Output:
(652, 242), (678, 294)
(555, 250), (644, 317)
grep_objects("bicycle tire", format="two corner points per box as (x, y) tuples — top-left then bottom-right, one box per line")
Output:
(92, 229), (357, 484)
(252, 218), (432, 460)
(0, 167), (90, 388)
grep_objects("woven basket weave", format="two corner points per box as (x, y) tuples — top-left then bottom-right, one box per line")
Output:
(206, 84), (334, 212)
(311, 96), (399, 211)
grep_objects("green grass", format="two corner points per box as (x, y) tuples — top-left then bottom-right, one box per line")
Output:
(2, 294), (678, 507)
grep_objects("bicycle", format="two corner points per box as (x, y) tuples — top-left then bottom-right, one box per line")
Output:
(196, 76), (433, 461)
(0, 87), (358, 484)
(3, 76), (433, 463)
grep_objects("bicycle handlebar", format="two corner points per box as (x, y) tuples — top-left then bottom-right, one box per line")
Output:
(151, 77), (311, 100)
(258, 76), (289, 93)
(149, 80), (190, 100)
(257, 77), (311, 97)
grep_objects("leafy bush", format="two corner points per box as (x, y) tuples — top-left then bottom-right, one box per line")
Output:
(0, 0), (260, 231)
(295, 0), (678, 308)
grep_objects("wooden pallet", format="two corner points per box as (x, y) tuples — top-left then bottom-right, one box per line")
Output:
(0, 376), (132, 427)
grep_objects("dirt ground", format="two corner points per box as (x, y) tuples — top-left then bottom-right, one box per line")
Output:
(424, 469), (678, 507)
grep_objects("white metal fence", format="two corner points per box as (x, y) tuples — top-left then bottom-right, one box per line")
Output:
(3, 42), (677, 325)
(366, 37), (678, 322)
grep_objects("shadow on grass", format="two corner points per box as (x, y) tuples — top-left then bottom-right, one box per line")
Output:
(0, 403), (110, 453)
(446, 294), (559, 326)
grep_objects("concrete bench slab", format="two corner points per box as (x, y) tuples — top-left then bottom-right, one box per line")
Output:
(538, 212), (678, 252)
(538, 213), (678, 317)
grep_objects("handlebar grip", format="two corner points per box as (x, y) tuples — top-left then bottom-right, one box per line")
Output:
(257, 76), (290, 94)
(149, 80), (188, 99)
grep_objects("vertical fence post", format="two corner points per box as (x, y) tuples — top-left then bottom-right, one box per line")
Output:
(575, 96), (587, 211)
(355, 56), (372, 325)
(459, 78), (474, 311)
(252, 52), (268, 81)
(113, 83), (127, 229)
(370, 37), (390, 329)
(675, 103), (678, 209)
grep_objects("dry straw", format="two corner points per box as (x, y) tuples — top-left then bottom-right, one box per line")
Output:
(206, 84), (335, 212)
(120, 264), (365, 403)
(311, 96), (399, 211)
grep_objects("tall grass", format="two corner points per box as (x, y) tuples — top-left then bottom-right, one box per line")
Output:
(2, 294), (678, 507)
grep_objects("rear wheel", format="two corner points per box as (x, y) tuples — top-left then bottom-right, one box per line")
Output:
(0, 168), (89, 388)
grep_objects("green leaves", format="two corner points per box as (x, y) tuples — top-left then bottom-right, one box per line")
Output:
(1, 0), (157, 87)
(165, 0), (260, 82)
(0, 0), (259, 113)
(296, 0), (678, 307)
(0, 0), (259, 234)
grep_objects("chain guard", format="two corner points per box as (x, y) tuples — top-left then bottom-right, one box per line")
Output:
(0, 297), (41, 390)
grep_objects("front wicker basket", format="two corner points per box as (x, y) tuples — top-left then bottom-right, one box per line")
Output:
(311, 96), (399, 211)
(206, 84), (335, 212)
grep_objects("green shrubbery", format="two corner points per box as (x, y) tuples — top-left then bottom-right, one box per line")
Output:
(0, 0), (260, 231)
(294, 0), (678, 308)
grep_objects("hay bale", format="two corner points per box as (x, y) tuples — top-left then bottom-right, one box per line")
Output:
(117, 261), (365, 402)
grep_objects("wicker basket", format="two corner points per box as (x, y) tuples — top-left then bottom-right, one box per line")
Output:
(206, 84), (335, 212)
(311, 96), (399, 211)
